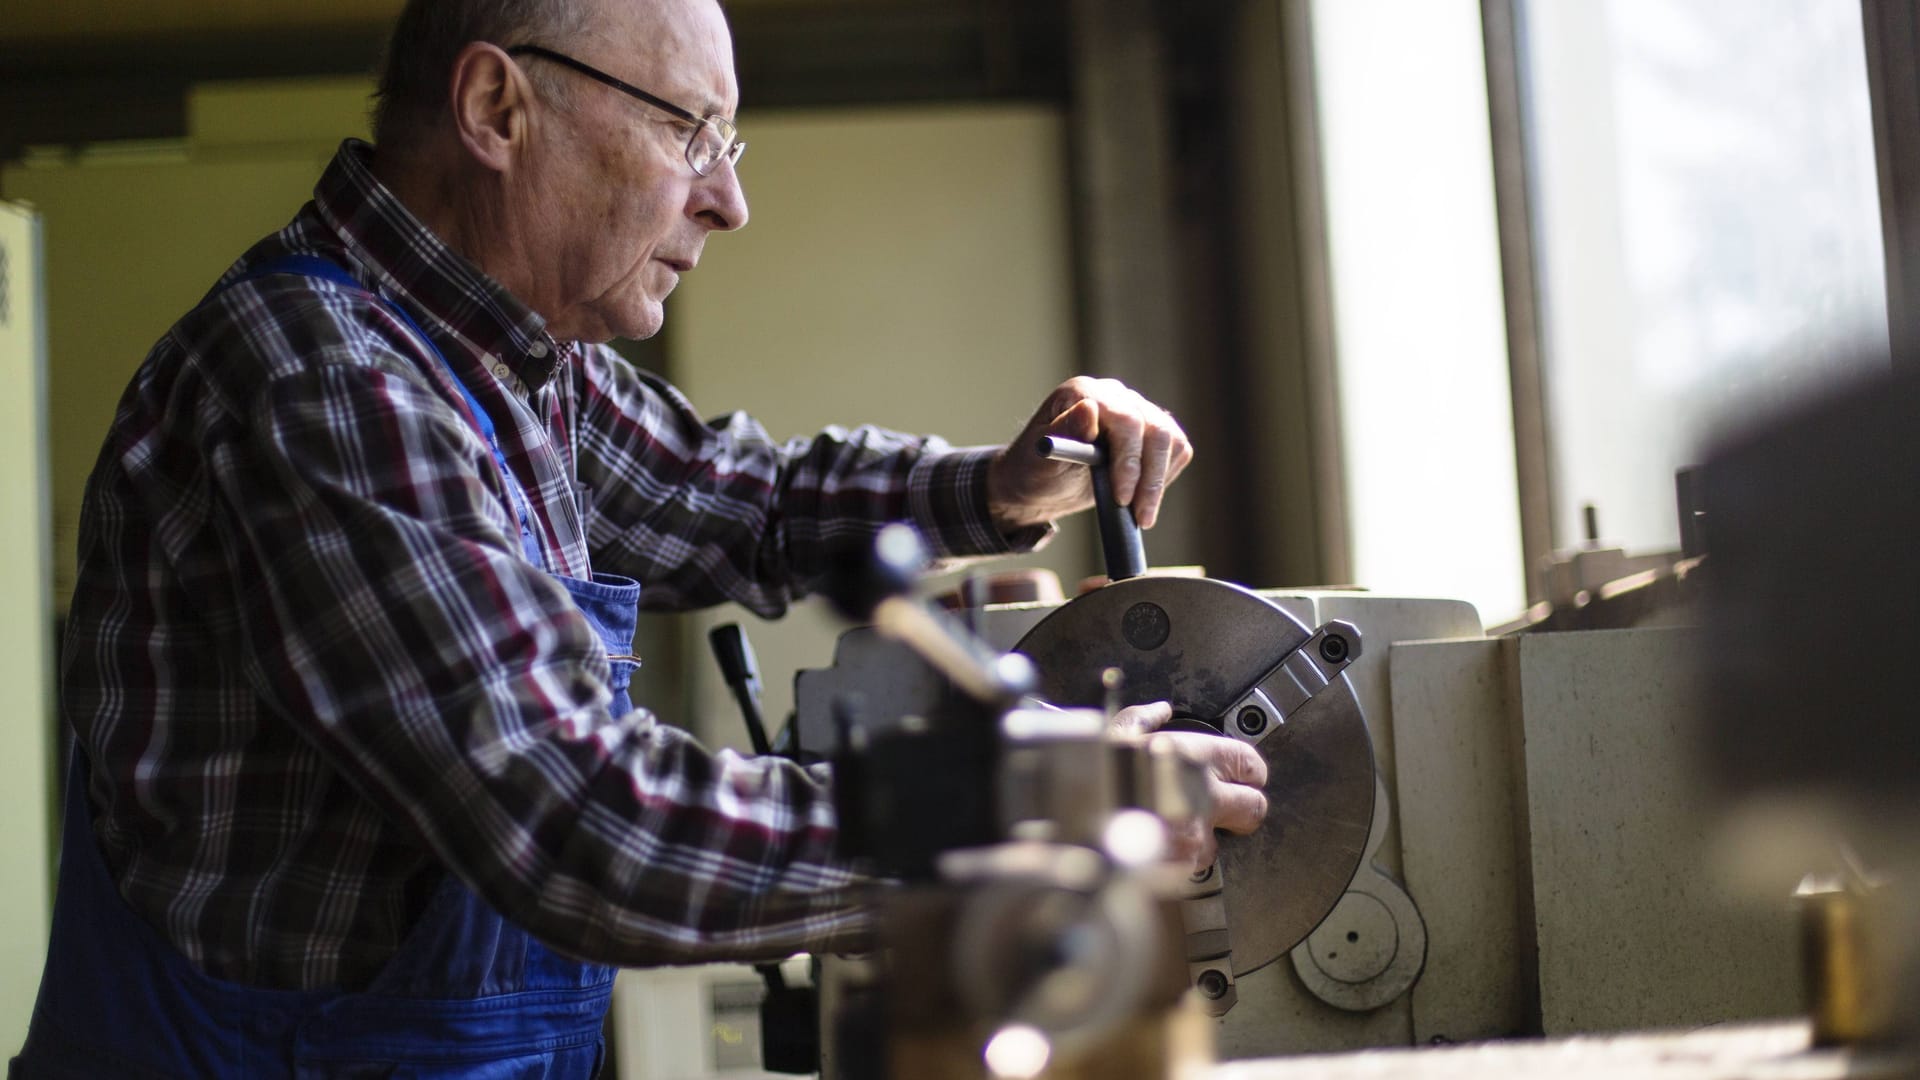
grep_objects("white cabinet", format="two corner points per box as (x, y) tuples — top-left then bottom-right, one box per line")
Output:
(0, 198), (56, 1056)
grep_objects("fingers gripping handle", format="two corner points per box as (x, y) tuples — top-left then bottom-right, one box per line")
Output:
(1035, 434), (1147, 581)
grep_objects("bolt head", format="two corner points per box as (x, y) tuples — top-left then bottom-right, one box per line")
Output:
(1197, 969), (1229, 999)
(1320, 635), (1349, 664)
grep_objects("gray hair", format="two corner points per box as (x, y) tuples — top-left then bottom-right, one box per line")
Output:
(372, 0), (599, 144)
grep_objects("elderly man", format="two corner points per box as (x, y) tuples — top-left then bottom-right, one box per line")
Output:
(12, 0), (1266, 1075)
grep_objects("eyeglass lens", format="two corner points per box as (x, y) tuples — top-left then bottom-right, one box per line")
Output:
(688, 119), (742, 176)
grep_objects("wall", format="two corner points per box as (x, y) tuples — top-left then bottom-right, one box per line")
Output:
(666, 104), (1086, 746)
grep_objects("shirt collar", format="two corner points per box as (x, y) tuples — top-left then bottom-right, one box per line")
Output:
(311, 139), (564, 393)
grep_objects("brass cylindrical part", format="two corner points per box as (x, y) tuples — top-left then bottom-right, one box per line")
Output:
(1799, 882), (1890, 1046)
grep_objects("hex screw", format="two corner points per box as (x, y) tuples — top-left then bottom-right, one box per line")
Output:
(1236, 706), (1267, 737)
(1319, 635), (1349, 664)
(1197, 969), (1229, 1000)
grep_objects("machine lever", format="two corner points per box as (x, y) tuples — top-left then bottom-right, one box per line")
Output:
(709, 623), (823, 1074)
(1036, 434), (1147, 581)
(709, 623), (773, 757)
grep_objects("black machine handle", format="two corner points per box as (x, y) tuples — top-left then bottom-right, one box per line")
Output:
(1035, 434), (1147, 581)
(707, 622), (819, 1074)
(709, 623), (772, 757)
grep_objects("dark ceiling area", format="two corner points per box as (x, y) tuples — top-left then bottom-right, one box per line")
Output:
(0, 1), (1070, 161)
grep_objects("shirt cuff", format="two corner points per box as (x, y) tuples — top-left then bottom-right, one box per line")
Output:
(907, 446), (1055, 558)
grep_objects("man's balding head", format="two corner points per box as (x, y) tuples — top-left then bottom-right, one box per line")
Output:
(370, 0), (746, 343)
(373, 0), (600, 145)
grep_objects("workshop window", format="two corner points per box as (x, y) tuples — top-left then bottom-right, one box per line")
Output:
(1512, 0), (1888, 557)
(1310, 0), (1528, 623)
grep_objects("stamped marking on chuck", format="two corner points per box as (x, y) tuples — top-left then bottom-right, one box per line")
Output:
(1121, 602), (1171, 651)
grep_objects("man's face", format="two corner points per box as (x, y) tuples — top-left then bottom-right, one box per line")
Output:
(521, 0), (748, 343)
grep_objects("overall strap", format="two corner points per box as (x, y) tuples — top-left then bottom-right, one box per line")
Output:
(238, 253), (362, 291)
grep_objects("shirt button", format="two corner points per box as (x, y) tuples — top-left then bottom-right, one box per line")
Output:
(493, 363), (512, 380)
(529, 341), (550, 358)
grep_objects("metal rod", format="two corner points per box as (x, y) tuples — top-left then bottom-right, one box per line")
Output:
(1035, 434), (1103, 466)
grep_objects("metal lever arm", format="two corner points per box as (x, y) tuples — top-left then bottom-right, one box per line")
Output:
(709, 623), (773, 755)
(1035, 434), (1147, 581)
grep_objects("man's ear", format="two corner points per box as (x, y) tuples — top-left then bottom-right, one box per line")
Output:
(447, 42), (531, 172)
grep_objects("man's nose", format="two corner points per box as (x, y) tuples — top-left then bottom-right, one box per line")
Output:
(692, 155), (748, 232)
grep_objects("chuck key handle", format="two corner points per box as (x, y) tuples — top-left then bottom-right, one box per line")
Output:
(1035, 434), (1147, 582)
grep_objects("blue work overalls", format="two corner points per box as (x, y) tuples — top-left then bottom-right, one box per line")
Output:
(13, 257), (642, 1078)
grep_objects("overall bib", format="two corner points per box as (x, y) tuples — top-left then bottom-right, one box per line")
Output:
(14, 257), (642, 1078)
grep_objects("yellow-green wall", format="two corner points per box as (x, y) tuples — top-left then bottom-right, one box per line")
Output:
(669, 105), (1085, 744)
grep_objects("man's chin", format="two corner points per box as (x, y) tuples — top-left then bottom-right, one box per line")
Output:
(613, 294), (667, 342)
(619, 307), (666, 343)
(556, 300), (664, 345)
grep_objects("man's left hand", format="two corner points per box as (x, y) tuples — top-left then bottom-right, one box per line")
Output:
(987, 377), (1192, 532)
(1112, 702), (1269, 874)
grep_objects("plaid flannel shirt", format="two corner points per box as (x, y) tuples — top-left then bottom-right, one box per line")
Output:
(62, 139), (1038, 990)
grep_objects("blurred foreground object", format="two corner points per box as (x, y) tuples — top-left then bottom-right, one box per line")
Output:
(1797, 864), (1894, 1048)
(1700, 360), (1920, 1050)
(1205, 1020), (1892, 1079)
(819, 524), (1219, 1080)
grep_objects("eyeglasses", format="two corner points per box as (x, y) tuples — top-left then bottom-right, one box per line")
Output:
(506, 44), (746, 176)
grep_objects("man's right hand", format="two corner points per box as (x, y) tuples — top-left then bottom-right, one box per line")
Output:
(1111, 702), (1270, 873)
